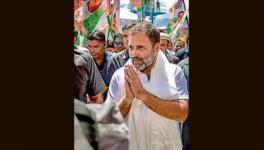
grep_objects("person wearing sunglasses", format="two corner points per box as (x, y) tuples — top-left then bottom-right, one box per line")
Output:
(113, 33), (126, 53)
(106, 23), (136, 88)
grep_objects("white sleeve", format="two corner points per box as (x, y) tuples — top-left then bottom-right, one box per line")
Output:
(105, 72), (120, 104)
(175, 67), (189, 100)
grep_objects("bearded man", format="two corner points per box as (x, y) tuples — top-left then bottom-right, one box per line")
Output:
(105, 22), (189, 150)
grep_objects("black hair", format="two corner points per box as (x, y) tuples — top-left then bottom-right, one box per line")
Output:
(106, 40), (114, 48)
(129, 21), (160, 47)
(87, 30), (105, 43)
(113, 33), (123, 42)
(74, 29), (78, 38)
(122, 23), (136, 32)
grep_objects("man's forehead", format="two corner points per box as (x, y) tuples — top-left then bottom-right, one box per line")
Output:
(88, 40), (103, 45)
(129, 33), (151, 45)
(160, 39), (168, 42)
(88, 39), (102, 43)
(115, 36), (123, 40)
(128, 32), (149, 40)
(123, 29), (129, 35)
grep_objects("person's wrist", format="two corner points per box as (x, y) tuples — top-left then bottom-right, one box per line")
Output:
(138, 89), (147, 101)
(124, 97), (133, 106)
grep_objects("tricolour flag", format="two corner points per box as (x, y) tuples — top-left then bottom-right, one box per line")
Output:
(111, 0), (120, 33)
(74, 0), (83, 32)
(172, 13), (188, 42)
(131, 0), (144, 8)
(74, 0), (84, 45)
(131, 0), (146, 21)
(166, 0), (188, 42)
(74, 0), (120, 45)
(82, 0), (108, 35)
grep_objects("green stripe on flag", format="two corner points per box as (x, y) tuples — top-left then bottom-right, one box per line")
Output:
(83, 7), (104, 34)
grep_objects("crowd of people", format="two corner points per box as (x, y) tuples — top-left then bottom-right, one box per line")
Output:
(74, 21), (189, 150)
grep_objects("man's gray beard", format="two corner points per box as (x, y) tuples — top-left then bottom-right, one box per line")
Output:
(132, 49), (155, 71)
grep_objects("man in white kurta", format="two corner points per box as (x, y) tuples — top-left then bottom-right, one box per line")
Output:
(105, 22), (189, 150)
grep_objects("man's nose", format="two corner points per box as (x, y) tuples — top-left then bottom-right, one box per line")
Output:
(130, 49), (140, 57)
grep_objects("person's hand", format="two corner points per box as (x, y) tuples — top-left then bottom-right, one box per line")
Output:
(124, 65), (146, 100)
(89, 93), (104, 104)
(124, 72), (134, 104)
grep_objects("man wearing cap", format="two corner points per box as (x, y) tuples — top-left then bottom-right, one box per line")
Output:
(160, 32), (179, 64)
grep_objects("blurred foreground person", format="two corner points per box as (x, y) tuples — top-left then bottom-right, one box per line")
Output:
(106, 22), (189, 150)
(74, 47), (106, 103)
(74, 99), (129, 150)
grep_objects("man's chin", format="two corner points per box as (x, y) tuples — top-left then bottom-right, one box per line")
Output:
(132, 64), (145, 71)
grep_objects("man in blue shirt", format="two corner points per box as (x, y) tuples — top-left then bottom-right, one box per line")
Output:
(87, 30), (113, 101)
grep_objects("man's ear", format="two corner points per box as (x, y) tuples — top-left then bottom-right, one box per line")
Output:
(154, 43), (160, 53)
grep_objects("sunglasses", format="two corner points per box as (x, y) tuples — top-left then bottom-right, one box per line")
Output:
(114, 41), (124, 45)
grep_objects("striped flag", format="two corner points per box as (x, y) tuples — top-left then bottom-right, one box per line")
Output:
(131, 0), (146, 21)
(82, 0), (108, 35)
(166, 0), (188, 42)
(172, 13), (189, 42)
(131, 0), (144, 8)
(74, 0), (84, 45)
(111, 0), (120, 33)
(74, 0), (83, 32)
(104, 0), (120, 40)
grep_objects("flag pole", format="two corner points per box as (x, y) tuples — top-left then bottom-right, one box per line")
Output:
(182, 0), (189, 24)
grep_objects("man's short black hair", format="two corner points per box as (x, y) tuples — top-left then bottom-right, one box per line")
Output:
(106, 40), (114, 48)
(129, 21), (160, 47)
(122, 23), (136, 32)
(74, 29), (78, 39)
(113, 33), (123, 42)
(87, 30), (105, 43)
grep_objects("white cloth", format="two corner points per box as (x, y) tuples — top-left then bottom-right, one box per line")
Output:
(106, 51), (189, 150)
(74, 115), (94, 150)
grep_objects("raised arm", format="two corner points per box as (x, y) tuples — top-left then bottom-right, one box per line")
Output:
(106, 69), (134, 118)
(138, 90), (188, 122)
